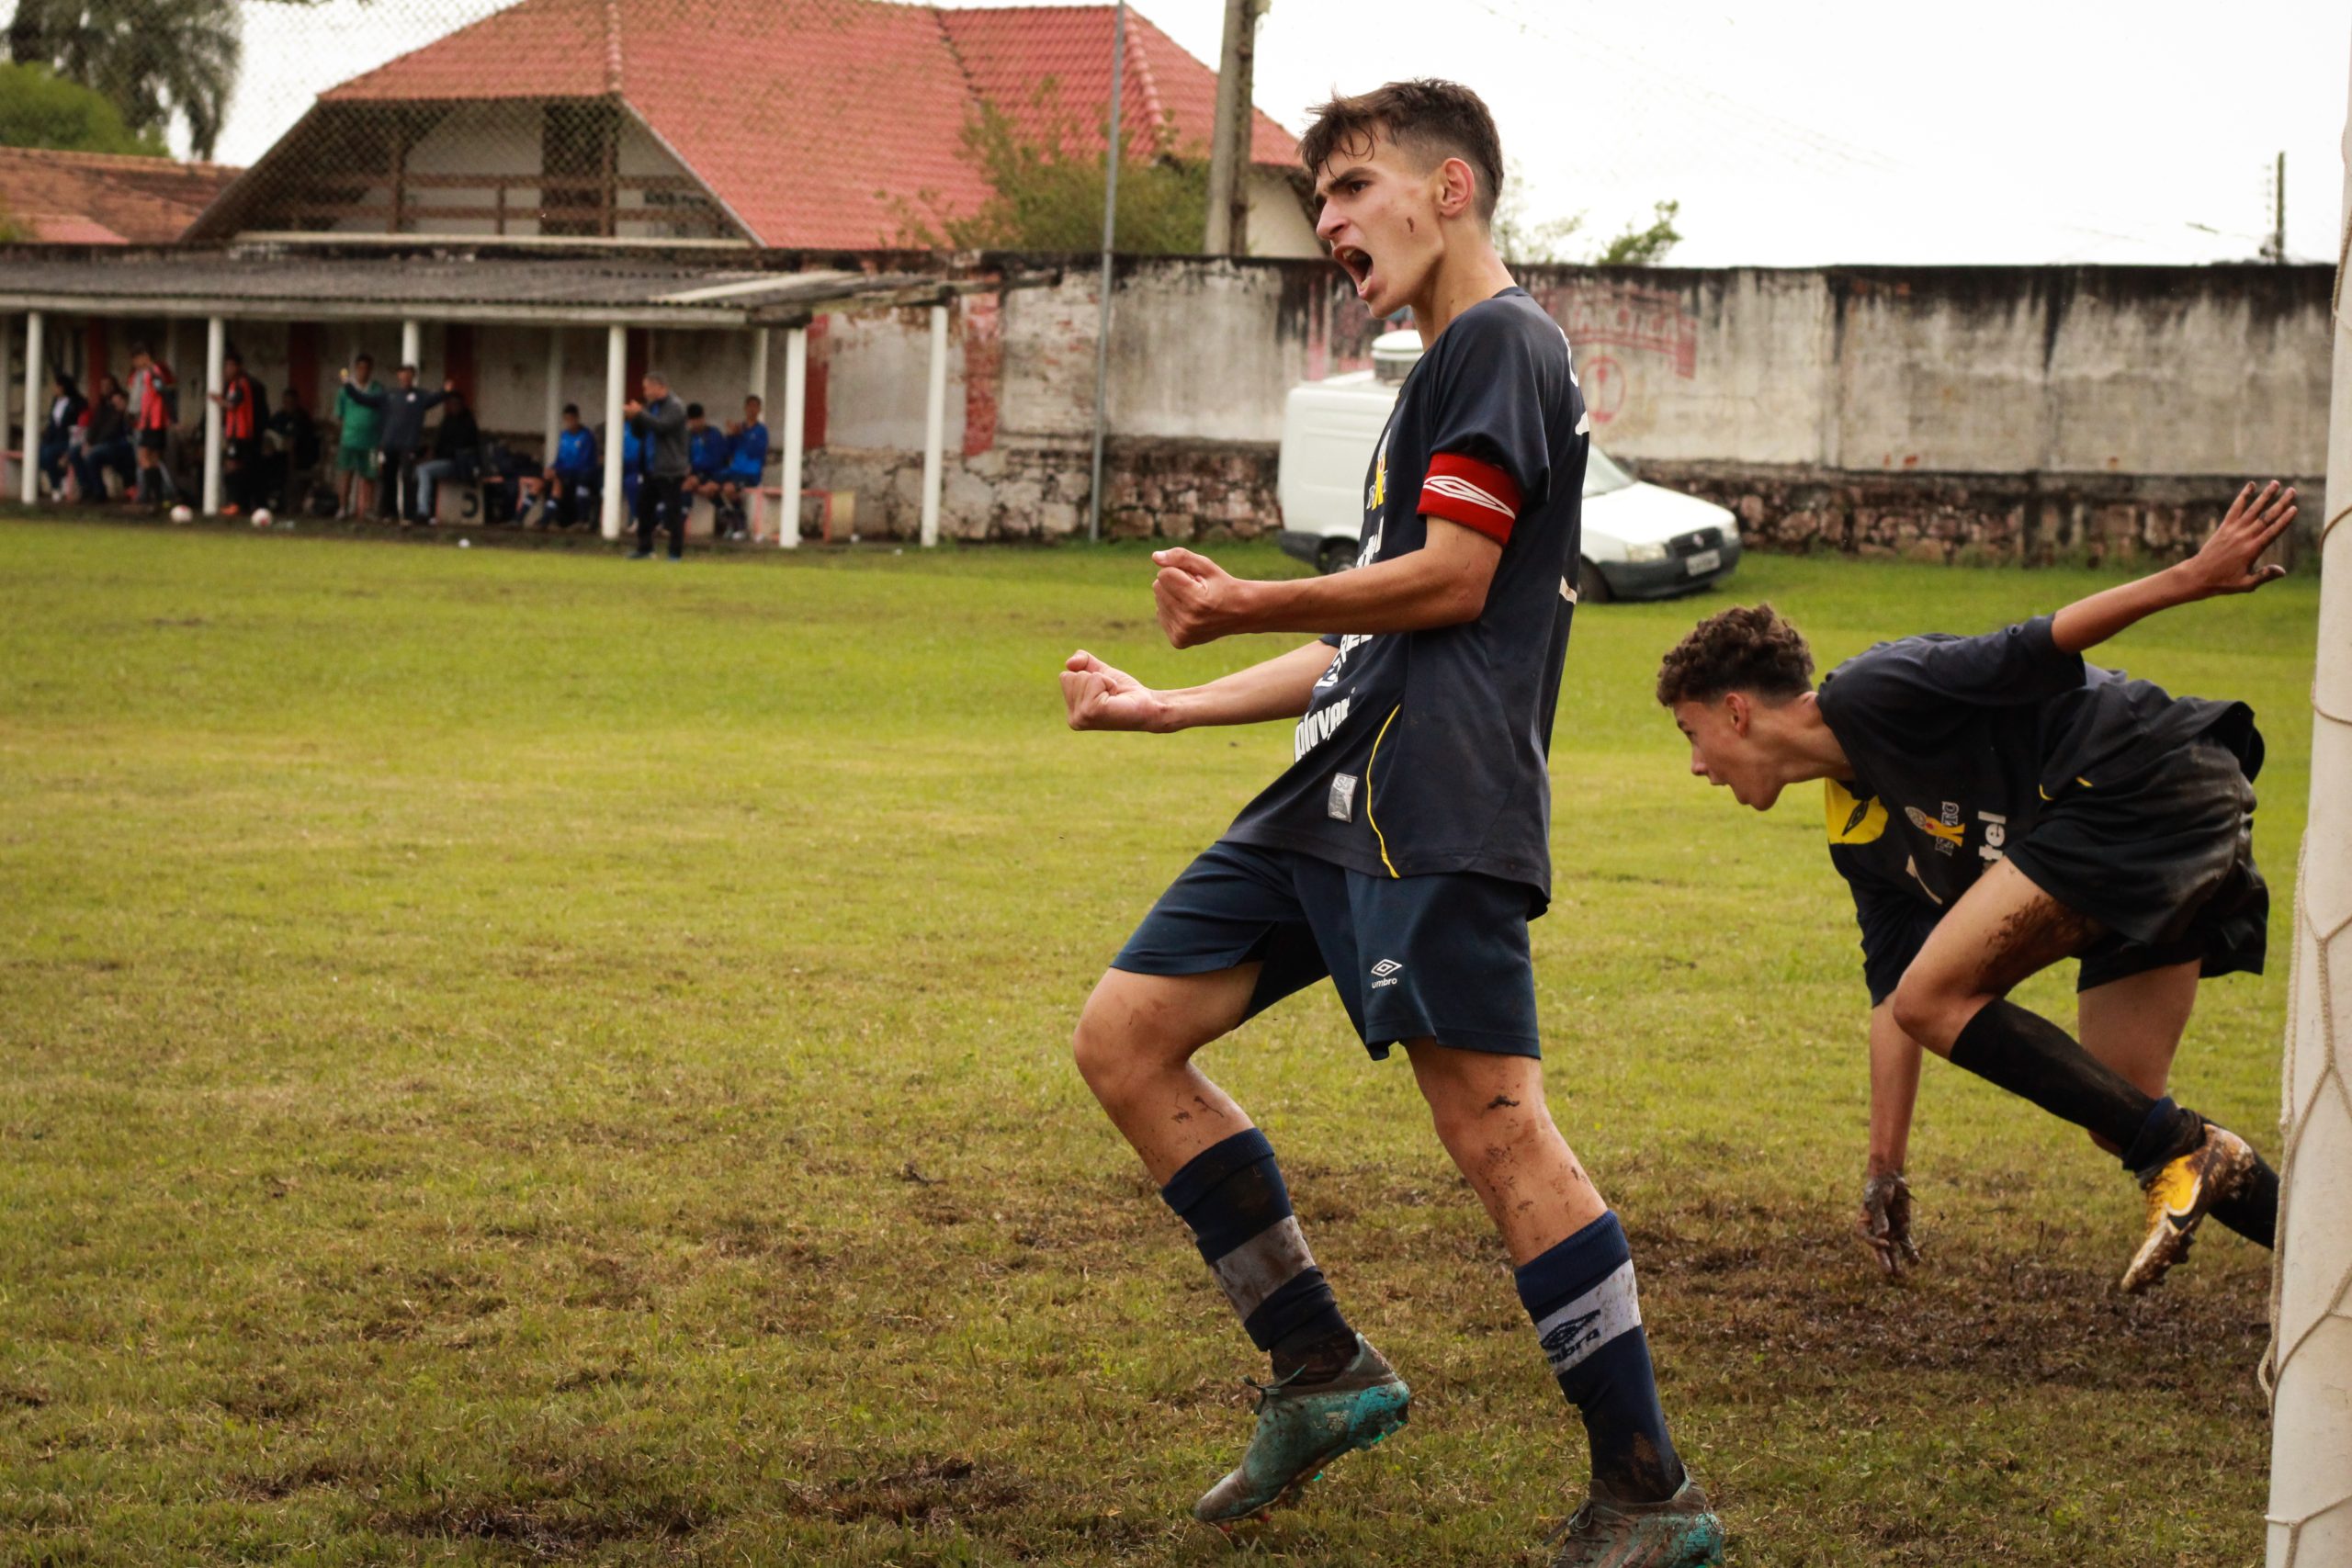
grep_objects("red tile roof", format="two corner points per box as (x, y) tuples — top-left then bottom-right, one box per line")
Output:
(306, 0), (1298, 248)
(0, 146), (243, 245)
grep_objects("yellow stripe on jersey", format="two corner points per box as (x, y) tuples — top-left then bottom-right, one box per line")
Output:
(1365, 705), (1402, 877)
(1826, 778), (1888, 845)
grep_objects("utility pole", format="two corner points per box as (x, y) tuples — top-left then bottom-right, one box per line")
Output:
(1086, 0), (1127, 543)
(2270, 151), (2287, 264)
(1203, 0), (1261, 255)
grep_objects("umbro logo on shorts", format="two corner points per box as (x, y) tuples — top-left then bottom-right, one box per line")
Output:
(1370, 958), (1403, 989)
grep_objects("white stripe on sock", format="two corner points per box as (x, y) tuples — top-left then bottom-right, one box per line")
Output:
(1211, 1214), (1317, 1322)
(1532, 1259), (1643, 1378)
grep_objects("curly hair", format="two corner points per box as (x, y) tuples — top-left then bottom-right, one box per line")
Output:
(1298, 80), (1505, 223)
(1655, 604), (1816, 706)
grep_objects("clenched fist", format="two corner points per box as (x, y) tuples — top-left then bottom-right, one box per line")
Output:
(1060, 649), (1167, 732)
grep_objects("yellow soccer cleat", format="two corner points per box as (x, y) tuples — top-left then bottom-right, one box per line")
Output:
(2120, 1122), (2256, 1295)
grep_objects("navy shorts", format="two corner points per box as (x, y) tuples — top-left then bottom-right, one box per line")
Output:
(1112, 840), (1542, 1059)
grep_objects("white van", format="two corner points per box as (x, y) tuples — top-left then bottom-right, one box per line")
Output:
(1276, 329), (1741, 601)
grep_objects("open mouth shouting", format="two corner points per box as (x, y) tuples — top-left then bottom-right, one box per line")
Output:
(1333, 243), (1377, 302)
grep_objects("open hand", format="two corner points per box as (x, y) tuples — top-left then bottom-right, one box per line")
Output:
(1857, 1170), (1920, 1279)
(1151, 547), (1250, 649)
(1060, 650), (1165, 732)
(2179, 480), (2298, 597)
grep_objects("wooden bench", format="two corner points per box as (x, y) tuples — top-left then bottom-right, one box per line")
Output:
(750, 486), (854, 545)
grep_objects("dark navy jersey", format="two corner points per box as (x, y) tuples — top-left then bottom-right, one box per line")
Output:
(1816, 614), (2258, 1000)
(1223, 288), (1588, 911)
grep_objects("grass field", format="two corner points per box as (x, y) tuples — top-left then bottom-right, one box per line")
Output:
(0, 514), (2316, 1566)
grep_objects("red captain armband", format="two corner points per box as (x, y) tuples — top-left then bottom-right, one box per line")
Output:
(1419, 453), (1521, 544)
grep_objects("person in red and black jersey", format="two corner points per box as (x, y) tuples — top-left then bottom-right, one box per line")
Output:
(1054, 80), (1721, 1567)
(208, 350), (263, 515)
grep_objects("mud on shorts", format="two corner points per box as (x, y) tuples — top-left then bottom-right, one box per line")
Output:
(2007, 735), (2269, 992)
(1112, 840), (1542, 1059)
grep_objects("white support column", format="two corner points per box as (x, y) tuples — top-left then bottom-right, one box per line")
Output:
(17, 310), (40, 504)
(0, 310), (14, 501)
(543, 328), (566, 460)
(600, 323), (626, 540)
(920, 301), (948, 548)
(778, 323), (806, 549)
(2264, 33), (2352, 1566)
(401, 318), (422, 372)
(200, 315), (225, 516)
(749, 328), (769, 411)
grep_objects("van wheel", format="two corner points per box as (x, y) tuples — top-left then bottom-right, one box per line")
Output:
(1576, 557), (1613, 604)
(1317, 537), (1357, 575)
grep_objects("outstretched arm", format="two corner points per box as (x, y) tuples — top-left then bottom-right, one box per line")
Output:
(2050, 480), (2298, 655)
(1060, 640), (1338, 734)
(1149, 519), (1501, 649)
(1859, 1001), (1927, 1278)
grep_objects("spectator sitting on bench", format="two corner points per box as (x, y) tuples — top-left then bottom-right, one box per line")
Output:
(477, 438), (539, 525)
(683, 402), (730, 520)
(413, 389), (481, 522)
(713, 394), (769, 540)
(36, 370), (86, 502)
(524, 403), (600, 530)
(73, 378), (133, 503)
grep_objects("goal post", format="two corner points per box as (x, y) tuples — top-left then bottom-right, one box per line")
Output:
(2264, 27), (2352, 1566)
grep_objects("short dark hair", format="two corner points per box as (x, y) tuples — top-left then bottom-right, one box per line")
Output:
(745, 394), (762, 408)
(1299, 79), (1505, 222)
(562, 402), (579, 417)
(354, 354), (374, 367)
(128, 339), (150, 356)
(685, 401), (705, 419)
(1655, 604), (1816, 706)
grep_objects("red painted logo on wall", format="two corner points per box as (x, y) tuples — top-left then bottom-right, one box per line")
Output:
(1561, 284), (1699, 379)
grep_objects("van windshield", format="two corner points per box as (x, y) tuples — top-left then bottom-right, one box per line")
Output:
(1584, 446), (1636, 497)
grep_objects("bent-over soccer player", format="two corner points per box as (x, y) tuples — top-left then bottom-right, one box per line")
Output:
(1057, 82), (1723, 1567)
(1657, 483), (2297, 1292)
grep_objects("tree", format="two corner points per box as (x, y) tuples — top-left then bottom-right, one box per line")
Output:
(0, 61), (165, 154)
(1595, 200), (1683, 267)
(1492, 156), (1586, 265)
(1492, 161), (1684, 268)
(897, 90), (1210, 254)
(6, 0), (242, 159)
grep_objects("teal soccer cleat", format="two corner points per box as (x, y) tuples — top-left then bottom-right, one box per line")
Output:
(1546, 1476), (1725, 1567)
(1193, 1335), (1411, 1525)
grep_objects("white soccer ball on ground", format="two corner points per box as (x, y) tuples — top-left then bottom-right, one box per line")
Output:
(252, 508), (273, 529)
(169, 504), (193, 524)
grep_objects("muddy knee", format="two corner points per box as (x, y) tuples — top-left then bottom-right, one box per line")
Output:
(1890, 978), (1976, 1056)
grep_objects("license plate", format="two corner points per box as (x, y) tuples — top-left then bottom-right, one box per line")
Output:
(1684, 547), (1721, 575)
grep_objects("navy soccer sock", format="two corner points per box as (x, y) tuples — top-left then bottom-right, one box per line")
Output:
(1517, 1212), (1685, 1504)
(1160, 1129), (1353, 1376)
(1951, 1000), (2201, 1158)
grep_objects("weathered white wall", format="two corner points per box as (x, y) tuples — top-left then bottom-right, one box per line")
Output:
(129, 258), (2324, 545)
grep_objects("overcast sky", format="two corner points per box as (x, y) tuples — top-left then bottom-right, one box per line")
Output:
(213, 0), (2351, 266)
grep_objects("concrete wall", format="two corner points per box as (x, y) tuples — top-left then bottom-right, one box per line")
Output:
(34, 257), (2322, 558)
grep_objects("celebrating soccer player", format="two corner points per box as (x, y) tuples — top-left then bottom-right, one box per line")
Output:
(1657, 483), (2297, 1292)
(1057, 80), (1724, 1567)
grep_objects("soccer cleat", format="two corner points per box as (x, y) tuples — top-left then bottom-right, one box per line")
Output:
(2120, 1122), (2257, 1294)
(1192, 1335), (1409, 1525)
(1547, 1476), (1725, 1568)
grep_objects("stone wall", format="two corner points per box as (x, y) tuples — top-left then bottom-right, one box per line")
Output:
(1635, 461), (2325, 568)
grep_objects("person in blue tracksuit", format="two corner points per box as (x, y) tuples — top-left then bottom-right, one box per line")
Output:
(713, 394), (770, 540)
